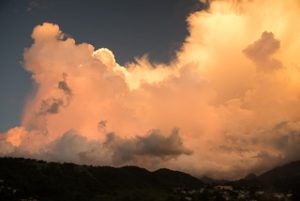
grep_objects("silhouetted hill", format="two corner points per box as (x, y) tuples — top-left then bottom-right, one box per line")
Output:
(243, 173), (257, 180)
(0, 157), (203, 201)
(153, 168), (201, 187)
(1, 157), (300, 201)
(230, 161), (300, 199)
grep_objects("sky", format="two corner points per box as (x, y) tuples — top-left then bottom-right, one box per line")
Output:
(1, 0), (300, 180)
(0, 0), (205, 132)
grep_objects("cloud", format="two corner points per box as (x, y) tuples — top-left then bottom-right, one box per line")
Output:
(26, 0), (47, 13)
(58, 74), (72, 95)
(39, 98), (63, 115)
(105, 128), (192, 165)
(134, 128), (192, 157)
(38, 74), (73, 116)
(243, 31), (282, 70)
(2, 0), (300, 179)
(0, 139), (15, 156)
(0, 128), (191, 168)
(44, 131), (103, 164)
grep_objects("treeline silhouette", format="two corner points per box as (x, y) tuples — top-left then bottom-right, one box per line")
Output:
(0, 157), (202, 201)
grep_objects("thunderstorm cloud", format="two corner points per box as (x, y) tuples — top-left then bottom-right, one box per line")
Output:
(1, 0), (300, 179)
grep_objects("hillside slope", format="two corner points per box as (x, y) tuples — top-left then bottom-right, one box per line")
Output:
(0, 157), (202, 201)
(230, 161), (300, 198)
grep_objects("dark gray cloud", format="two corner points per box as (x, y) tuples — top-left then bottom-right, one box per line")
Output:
(136, 128), (192, 157)
(38, 74), (72, 116)
(98, 120), (107, 131)
(26, 128), (192, 167)
(39, 98), (63, 115)
(248, 122), (300, 174)
(106, 128), (192, 165)
(58, 74), (72, 95)
(268, 122), (300, 152)
(243, 31), (281, 70)
(44, 131), (99, 164)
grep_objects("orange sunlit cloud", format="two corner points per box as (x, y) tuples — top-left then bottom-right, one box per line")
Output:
(1, 0), (300, 179)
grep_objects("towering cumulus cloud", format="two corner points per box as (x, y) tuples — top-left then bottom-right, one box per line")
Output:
(1, 0), (300, 179)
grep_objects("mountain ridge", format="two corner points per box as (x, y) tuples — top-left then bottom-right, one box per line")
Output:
(1, 157), (300, 200)
(227, 160), (300, 199)
(0, 157), (203, 201)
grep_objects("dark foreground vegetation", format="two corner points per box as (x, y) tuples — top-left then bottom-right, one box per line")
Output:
(0, 157), (299, 201)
